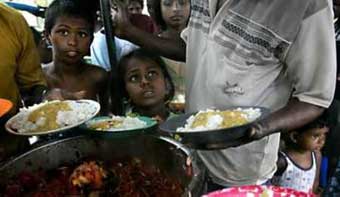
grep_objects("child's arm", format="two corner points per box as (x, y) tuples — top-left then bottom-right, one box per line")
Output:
(313, 150), (322, 195)
(271, 152), (287, 185)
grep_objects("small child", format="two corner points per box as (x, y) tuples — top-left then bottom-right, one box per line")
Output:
(272, 113), (329, 194)
(117, 48), (175, 122)
(43, 0), (108, 113)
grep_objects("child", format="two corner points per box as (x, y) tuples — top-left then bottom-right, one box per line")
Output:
(153, 0), (190, 110)
(117, 49), (175, 122)
(127, 0), (143, 14)
(272, 114), (330, 194)
(43, 0), (108, 113)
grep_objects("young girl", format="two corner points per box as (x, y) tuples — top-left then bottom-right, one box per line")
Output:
(272, 115), (329, 194)
(153, 0), (190, 109)
(117, 49), (175, 122)
(43, 0), (108, 113)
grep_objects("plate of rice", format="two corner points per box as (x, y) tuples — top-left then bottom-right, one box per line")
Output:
(81, 115), (158, 137)
(159, 107), (270, 150)
(5, 100), (100, 136)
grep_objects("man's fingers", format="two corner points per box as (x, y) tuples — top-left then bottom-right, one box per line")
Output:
(73, 91), (86, 100)
(60, 90), (86, 100)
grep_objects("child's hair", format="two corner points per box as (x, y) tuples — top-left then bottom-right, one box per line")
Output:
(117, 49), (175, 104)
(44, 0), (95, 34)
(282, 111), (331, 147)
(153, 0), (167, 31)
(129, 0), (144, 8)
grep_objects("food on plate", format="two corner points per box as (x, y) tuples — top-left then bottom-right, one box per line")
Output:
(87, 116), (147, 131)
(1, 158), (184, 196)
(10, 100), (98, 133)
(177, 108), (261, 132)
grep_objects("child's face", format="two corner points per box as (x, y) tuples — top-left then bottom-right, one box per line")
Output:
(128, 1), (143, 14)
(297, 126), (329, 151)
(161, 0), (190, 29)
(124, 57), (167, 108)
(48, 16), (92, 64)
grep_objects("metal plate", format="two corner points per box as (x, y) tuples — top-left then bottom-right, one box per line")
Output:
(80, 116), (158, 138)
(5, 100), (100, 136)
(159, 107), (270, 150)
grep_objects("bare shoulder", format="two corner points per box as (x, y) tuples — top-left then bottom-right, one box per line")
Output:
(84, 63), (108, 82)
(314, 150), (322, 163)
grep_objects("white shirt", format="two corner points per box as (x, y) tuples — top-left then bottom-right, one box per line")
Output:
(181, 0), (336, 186)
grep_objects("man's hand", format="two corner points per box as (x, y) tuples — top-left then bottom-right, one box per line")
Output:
(44, 89), (86, 101)
(222, 122), (267, 148)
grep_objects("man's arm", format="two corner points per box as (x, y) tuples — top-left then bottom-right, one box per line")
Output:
(111, 0), (186, 61)
(252, 99), (325, 139)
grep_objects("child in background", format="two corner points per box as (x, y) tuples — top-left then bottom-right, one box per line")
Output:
(127, 0), (143, 14)
(43, 0), (108, 113)
(152, 0), (190, 111)
(117, 49), (175, 122)
(272, 114), (330, 194)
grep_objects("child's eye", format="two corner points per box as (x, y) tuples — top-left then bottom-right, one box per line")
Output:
(162, 0), (172, 6)
(78, 32), (89, 38)
(57, 29), (69, 36)
(129, 75), (139, 83)
(178, 0), (187, 5)
(146, 71), (158, 80)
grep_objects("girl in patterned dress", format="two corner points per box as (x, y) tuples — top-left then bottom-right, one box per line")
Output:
(272, 115), (329, 194)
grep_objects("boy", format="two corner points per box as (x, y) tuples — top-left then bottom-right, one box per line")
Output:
(44, 0), (108, 114)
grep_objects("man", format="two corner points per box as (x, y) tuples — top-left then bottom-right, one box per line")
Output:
(111, 0), (336, 188)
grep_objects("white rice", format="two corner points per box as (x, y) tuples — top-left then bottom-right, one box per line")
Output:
(176, 108), (261, 132)
(90, 116), (147, 131)
(12, 100), (97, 133)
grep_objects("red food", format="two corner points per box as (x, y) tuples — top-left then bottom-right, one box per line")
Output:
(1, 158), (184, 197)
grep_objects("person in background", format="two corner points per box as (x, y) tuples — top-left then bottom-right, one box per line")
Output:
(153, 0), (190, 110)
(147, 0), (156, 20)
(272, 114), (329, 194)
(111, 0), (336, 190)
(0, 3), (47, 116)
(90, 13), (157, 72)
(0, 2), (47, 161)
(117, 48), (175, 122)
(127, 0), (143, 14)
(43, 0), (109, 114)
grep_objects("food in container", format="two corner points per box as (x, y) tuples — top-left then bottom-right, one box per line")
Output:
(177, 108), (261, 132)
(2, 158), (183, 196)
(6, 100), (99, 135)
(86, 115), (147, 131)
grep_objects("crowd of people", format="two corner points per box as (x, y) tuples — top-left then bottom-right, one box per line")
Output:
(0, 0), (339, 195)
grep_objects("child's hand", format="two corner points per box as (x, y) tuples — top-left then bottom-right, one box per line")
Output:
(44, 89), (86, 101)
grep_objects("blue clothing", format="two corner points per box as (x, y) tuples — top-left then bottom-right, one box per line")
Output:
(5, 2), (44, 17)
(90, 31), (138, 71)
